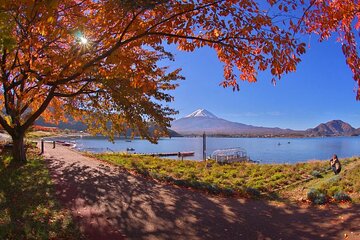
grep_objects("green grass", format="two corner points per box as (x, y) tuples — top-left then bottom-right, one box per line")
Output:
(0, 146), (82, 239)
(304, 157), (360, 203)
(95, 153), (358, 199)
(25, 131), (59, 139)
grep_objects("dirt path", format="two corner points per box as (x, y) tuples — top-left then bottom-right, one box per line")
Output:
(41, 143), (360, 240)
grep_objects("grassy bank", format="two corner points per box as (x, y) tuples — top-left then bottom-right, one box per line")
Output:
(25, 131), (59, 139)
(0, 145), (82, 239)
(281, 157), (360, 203)
(95, 153), (359, 201)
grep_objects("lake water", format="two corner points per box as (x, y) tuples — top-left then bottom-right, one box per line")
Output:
(57, 136), (360, 164)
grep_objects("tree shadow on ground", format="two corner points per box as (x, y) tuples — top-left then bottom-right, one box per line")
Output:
(0, 151), (80, 239)
(45, 156), (360, 240)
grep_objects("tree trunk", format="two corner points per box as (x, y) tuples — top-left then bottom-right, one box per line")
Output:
(11, 132), (27, 163)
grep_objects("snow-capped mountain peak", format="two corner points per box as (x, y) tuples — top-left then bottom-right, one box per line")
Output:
(171, 108), (293, 136)
(185, 109), (218, 118)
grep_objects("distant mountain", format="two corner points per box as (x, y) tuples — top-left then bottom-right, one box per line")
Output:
(35, 111), (359, 138)
(35, 118), (181, 137)
(306, 120), (359, 136)
(35, 117), (87, 131)
(171, 109), (296, 136)
(185, 109), (218, 118)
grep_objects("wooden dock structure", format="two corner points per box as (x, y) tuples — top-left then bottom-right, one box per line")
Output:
(139, 151), (195, 158)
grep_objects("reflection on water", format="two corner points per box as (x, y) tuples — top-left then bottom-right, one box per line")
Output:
(59, 136), (360, 164)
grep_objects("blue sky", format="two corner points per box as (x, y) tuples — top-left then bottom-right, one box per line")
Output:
(164, 36), (360, 130)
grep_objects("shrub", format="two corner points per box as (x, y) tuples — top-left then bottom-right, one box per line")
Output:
(307, 188), (327, 205)
(207, 184), (221, 194)
(173, 179), (187, 187)
(333, 192), (351, 202)
(223, 188), (236, 196)
(328, 175), (340, 184)
(310, 170), (322, 178)
(245, 187), (261, 198)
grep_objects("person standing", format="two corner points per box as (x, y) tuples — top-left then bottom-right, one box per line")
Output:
(330, 154), (341, 175)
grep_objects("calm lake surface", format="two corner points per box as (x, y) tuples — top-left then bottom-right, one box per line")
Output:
(58, 136), (360, 164)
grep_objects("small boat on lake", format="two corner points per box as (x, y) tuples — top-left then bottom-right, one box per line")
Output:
(55, 140), (76, 148)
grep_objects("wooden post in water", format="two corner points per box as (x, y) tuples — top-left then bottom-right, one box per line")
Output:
(40, 139), (44, 155)
(203, 132), (206, 161)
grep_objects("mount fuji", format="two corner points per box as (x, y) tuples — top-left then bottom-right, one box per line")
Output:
(171, 109), (294, 136)
(185, 109), (218, 118)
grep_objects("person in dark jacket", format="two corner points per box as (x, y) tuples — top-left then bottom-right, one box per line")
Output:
(330, 154), (341, 175)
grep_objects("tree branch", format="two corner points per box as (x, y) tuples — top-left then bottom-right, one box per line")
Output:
(147, 31), (232, 47)
(0, 114), (14, 135)
(145, 0), (225, 34)
(22, 86), (56, 130)
(53, 81), (94, 97)
(50, 1), (225, 86)
(0, 47), (9, 83)
(294, 0), (316, 33)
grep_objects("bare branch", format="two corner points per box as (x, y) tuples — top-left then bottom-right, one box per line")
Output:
(145, 0), (225, 33)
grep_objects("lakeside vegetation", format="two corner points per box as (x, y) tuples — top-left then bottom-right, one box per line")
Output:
(281, 157), (360, 204)
(0, 143), (82, 239)
(25, 131), (60, 139)
(96, 153), (360, 203)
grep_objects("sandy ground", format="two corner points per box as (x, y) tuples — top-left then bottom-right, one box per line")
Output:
(40, 142), (360, 240)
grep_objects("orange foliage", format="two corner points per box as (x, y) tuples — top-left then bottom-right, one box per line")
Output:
(0, 0), (357, 148)
(31, 125), (58, 132)
(301, 0), (360, 99)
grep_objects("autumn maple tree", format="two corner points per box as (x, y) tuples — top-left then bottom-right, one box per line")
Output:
(301, 0), (360, 98)
(0, 0), (357, 162)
